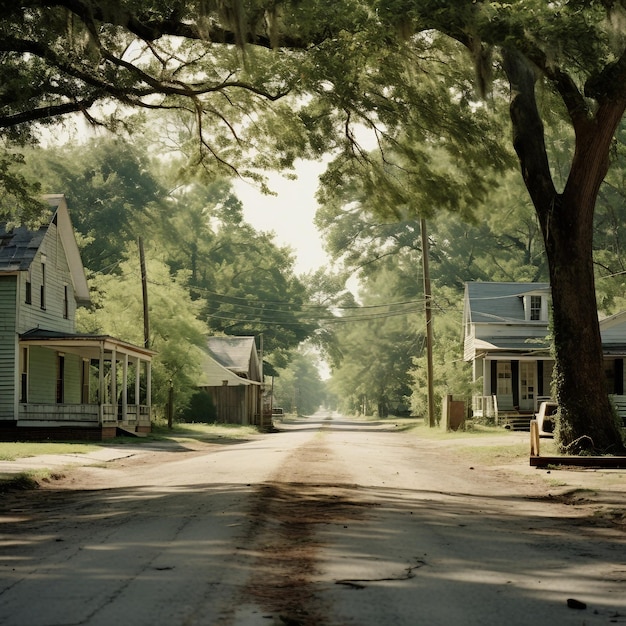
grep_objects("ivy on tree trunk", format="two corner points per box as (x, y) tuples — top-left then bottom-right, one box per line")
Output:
(503, 47), (625, 454)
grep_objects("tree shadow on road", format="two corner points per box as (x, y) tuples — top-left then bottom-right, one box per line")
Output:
(1, 475), (625, 625)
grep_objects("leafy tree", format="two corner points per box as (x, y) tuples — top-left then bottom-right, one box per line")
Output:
(180, 391), (217, 423)
(273, 349), (327, 416)
(155, 179), (318, 370)
(404, 2), (625, 453)
(77, 246), (209, 416)
(311, 3), (626, 452)
(21, 138), (167, 271)
(2, 1), (626, 451)
(328, 258), (419, 417)
(299, 267), (360, 369)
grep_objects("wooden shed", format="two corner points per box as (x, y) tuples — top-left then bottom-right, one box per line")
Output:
(198, 336), (265, 426)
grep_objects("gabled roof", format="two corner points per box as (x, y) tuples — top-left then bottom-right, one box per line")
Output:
(207, 336), (261, 381)
(197, 352), (262, 388)
(0, 222), (46, 271)
(464, 281), (550, 324)
(0, 194), (90, 304)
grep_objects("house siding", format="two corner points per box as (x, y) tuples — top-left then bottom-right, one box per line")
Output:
(63, 353), (82, 404)
(473, 322), (550, 344)
(0, 276), (17, 420)
(28, 346), (57, 403)
(204, 385), (248, 424)
(17, 223), (76, 335)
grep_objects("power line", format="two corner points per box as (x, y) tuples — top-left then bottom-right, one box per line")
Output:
(204, 305), (423, 326)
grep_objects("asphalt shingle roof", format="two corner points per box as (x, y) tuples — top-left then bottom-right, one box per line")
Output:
(207, 336), (256, 374)
(466, 281), (550, 324)
(0, 224), (47, 271)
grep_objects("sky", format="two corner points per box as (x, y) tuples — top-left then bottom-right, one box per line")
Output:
(234, 159), (330, 275)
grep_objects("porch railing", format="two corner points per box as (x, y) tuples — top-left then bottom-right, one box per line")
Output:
(20, 403), (151, 426)
(19, 403), (100, 423)
(471, 395), (498, 419)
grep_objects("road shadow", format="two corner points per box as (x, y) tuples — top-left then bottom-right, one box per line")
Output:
(1, 473), (625, 625)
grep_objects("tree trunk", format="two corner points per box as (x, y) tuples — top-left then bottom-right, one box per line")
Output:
(545, 194), (623, 453)
(502, 47), (625, 454)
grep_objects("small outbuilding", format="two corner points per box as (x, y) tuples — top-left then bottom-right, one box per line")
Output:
(198, 336), (266, 426)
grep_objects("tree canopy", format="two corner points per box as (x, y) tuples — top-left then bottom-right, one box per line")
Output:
(2, 0), (626, 450)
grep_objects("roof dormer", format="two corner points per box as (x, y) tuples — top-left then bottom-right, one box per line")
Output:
(522, 292), (549, 322)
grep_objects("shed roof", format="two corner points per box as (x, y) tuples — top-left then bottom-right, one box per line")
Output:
(197, 352), (262, 388)
(465, 281), (550, 324)
(207, 336), (258, 375)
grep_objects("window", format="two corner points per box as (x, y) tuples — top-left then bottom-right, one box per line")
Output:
(63, 285), (69, 319)
(25, 276), (32, 305)
(40, 259), (46, 310)
(530, 295), (542, 321)
(497, 362), (512, 397)
(56, 354), (65, 404)
(19, 348), (28, 403)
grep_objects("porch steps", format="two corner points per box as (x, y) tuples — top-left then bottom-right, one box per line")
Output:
(500, 414), (533, 431)
(116, 427), (148, 438)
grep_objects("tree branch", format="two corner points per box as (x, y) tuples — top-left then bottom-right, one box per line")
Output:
(500, 46), (557, 221)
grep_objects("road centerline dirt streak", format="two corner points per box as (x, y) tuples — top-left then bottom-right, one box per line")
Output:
(240, 425), (371, 626)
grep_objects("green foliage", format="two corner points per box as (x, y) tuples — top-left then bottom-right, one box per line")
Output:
(20, 138), (167, 271)
(328, 261), (418, 417)
(180, 391), (217, 423)
(409, 287), (477, 420)
(77, 248), (209, 415)
(272, 349), (327, 416)
(154, 178), (318, 370)
(0, 149), (46, 224)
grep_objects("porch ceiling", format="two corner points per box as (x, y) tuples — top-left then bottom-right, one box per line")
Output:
(19, 329), (156, 361)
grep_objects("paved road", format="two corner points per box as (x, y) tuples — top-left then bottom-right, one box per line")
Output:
(1, 412), (625, 625)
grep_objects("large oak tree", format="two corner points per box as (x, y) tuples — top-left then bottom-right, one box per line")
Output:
(1, 0), (625, 451)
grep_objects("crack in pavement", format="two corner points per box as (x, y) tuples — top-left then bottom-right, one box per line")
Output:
(334, 559), (428, 588)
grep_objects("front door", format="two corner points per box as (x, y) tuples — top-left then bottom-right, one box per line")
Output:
(519, 361), (535, 411)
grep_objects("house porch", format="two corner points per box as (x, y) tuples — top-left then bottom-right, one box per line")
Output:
(7, 330), (155, 441)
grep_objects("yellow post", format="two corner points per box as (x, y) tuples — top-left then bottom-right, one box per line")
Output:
(530, 419), (540, 457)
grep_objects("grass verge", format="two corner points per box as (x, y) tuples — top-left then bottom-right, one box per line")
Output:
(152, 422), (261, 443)
(0, 469), (63, 493)
(0, 441), (99, 461)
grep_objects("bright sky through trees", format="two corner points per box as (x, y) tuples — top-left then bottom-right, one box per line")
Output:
(235, 160), (329, 275)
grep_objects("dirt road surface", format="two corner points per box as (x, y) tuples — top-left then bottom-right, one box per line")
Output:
(1, 411), (625, 625)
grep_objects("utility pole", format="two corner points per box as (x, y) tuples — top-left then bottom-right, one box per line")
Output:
(138, 237), (150, 350)
(421, 218), (436, 428)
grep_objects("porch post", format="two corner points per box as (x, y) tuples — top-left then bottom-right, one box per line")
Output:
(511, 360), (520, 409)
(122, 353), (128, 421)
(99, 344), (105, 423)
(135, 357), (141, 406)
(111, 348), (117, 420)
(490, 360), (497, 395)
(146, 360), (152, 409)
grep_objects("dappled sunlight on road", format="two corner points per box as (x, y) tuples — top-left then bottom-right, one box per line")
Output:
(1, 413), (624, 625)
